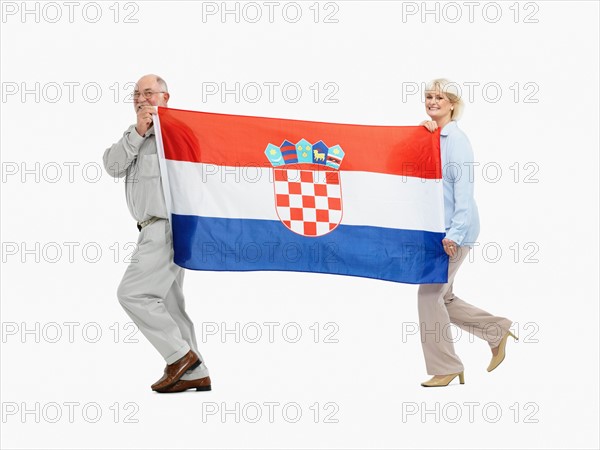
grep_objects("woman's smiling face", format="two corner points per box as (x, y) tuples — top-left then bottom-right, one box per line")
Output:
(425, 90), (453, 121)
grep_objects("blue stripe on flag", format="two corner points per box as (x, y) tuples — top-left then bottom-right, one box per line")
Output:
(171, 214), (448, 284)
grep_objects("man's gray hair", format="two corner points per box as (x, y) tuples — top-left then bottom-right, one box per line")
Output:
(156, 75), (168, 93)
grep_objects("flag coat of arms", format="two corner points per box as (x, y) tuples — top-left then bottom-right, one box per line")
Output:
(154, 108), (448, 284)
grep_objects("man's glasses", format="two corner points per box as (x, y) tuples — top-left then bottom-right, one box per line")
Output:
(133, 90), (166, 99)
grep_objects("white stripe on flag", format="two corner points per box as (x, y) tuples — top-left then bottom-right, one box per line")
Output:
(165, 160), (445, 232)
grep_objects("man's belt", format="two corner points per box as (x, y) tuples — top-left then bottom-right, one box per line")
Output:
(137, 217), (161, 232)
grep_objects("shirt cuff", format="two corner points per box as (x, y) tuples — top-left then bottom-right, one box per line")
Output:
(445, 230), (464, 246)
(128, 127), (146, 146)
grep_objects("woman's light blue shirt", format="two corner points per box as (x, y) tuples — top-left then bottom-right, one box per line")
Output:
(440, 121), (480, 247)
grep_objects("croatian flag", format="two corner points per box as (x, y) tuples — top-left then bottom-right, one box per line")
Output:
(154, 108), (448, 284)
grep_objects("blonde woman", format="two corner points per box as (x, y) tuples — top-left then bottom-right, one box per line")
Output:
(418, 79), (516, 387)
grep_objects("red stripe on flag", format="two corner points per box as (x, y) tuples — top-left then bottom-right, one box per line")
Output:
(157, 107), (442, 178)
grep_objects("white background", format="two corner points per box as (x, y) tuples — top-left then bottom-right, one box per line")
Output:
(1, 1), (598, 449)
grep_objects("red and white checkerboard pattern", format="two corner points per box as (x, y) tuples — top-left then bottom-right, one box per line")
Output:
(274, 167), (343, 236)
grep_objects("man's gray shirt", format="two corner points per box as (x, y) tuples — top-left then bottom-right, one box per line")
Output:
(103, 125), (168, 222)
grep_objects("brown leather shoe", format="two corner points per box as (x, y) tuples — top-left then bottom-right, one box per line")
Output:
(151, 350), (200, 391)
(155, 376), (212, 393)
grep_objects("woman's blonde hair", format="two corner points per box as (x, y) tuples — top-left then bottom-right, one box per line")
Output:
(425, 78), (464, 120)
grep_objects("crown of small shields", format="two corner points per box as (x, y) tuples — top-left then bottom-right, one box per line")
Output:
(264, 139), (345, 169)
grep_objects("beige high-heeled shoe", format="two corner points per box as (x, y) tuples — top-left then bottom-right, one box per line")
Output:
(487, 330), (518, 372)
(421, 372), (464, 387)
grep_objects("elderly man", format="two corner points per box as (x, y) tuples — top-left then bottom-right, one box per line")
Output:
(103, 74), (211, 393)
